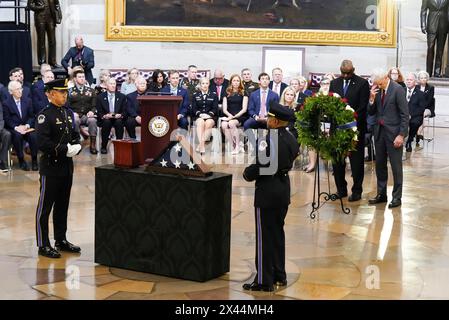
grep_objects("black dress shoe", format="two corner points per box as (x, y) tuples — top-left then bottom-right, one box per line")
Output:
(38, 246), (61, 258)
(368, 194), (387, 204)
(19, 161), (30, 171)
(348, 193), (362, 202)
(242, 282), (274, 292)
(0, 162), (8, 172)
(406, 146), (412, 152)
(274, 279), (287, 287)
(388, 198), (402, 208)
(100, 148), (108, 154)
(336, 191), (348, 199)
(32, 161), (39, 171)
(55, 240), (81, 253)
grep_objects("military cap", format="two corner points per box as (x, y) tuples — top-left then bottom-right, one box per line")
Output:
(45, 78), (69, 92)
(268, 101), (294, 121)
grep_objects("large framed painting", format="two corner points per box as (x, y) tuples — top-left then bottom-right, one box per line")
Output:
(105, 0), (396, 48)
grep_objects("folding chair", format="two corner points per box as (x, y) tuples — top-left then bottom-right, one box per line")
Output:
(423, 112), (435, 143)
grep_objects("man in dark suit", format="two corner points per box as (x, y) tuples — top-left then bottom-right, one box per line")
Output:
(269, 67), (288, 97)
(1, 68), (31, 102)
(125, 76), (149, 139)
(27, 0), (62, 66)
(404, 73), (427, 152)
(61, 36), (95, 85)
(96, 78), (127, 154)
(330, 60), (370, 201)
(161, 70), (190, 130)
(209, 69), (229, 106)
(3, 81), (39, 171)
(421, 0), (449, 77)
(32, 70), (54, 115)
(368, 69), (409, 208)
(243, 72), (280, 130)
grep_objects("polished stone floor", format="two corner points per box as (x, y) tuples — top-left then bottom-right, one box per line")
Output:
(1, 125), (448, 300)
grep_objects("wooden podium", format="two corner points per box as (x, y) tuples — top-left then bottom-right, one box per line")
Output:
(138, 95), (182, 162)
(112, 140), (142, 168)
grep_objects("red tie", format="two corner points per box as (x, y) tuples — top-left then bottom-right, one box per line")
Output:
(216, 86), (221, 99)
(381, 90), (385, 105)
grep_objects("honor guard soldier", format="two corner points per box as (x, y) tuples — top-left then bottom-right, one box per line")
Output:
(35, 78), (82, 258)
(242, 101), (299, 292)
(242, 68), (259, 97)
(181, 65), (200, 102)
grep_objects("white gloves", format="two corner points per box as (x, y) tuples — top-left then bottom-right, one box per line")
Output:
(66, 143), (82, 157)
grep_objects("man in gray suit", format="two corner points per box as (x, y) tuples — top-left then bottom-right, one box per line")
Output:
(367, 69), (409, 208)
(0, 102), (12, 172)
(421, 0), (449, 77)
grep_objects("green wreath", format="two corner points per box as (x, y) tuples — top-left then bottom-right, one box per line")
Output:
(295, 92), (359, 163)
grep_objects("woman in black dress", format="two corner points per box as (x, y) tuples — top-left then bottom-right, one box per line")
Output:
(279, 86), (299, 140)
(148, 69), (167, 93)
(221, 74), (248, 155)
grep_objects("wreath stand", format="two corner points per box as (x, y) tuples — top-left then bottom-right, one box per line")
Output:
(309, 151), (351, 219)
(308, 108), (351, 220)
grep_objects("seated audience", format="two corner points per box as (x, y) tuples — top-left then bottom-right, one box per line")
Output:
(32, 70), (55, 115)
(210, 69), (229, 106)
(243, 72), (279, 130)
(67, 69), (98, 154)
(416, 70), (435, 145)
(161, 70), (190, 130)
(221, 74), (248, 155)
(279, 86), (299, 139)
(1, 67), (31, 102)
(181, 65), (200, 102)
(126, 76), (150, 139)
(3, 81), (38, 171)
(191, 77), (218, 154)
(94, 69), (111, 96)
(269, 67), (288, 97)
(120, 68), (139, 95)
(97, 78), (127, 154)
(405, 72), (426, 152)
(241, 68), (259, 97)
(148, 69), (167, 93)
(0, 102), (12, 172)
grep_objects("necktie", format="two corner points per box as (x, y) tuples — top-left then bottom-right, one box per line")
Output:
(259, 91), (267, 117)
(381, 90), (385, 106)
(407, 89), (412, 102)
(109, 94), (115, 113)
(16, 101), (22, 118)
(216, 86), (221, 100)
(275, 83), (280, 95)
(343, 80), (349, 96)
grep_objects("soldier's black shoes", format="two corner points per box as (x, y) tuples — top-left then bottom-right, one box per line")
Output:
(368, 194), (388, 204)
(388, 198), (402, 208)
(242, 282), (274, 292)
(55, 240), (81, 253)
(38, 246), (61, 258)
(274, 279), (287, 287)
(100, 148), (108, 154)
(336, 191), (347, 199)
(348, 193), (362, 202)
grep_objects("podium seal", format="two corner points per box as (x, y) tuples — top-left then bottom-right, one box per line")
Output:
(148, 116), (170, 137)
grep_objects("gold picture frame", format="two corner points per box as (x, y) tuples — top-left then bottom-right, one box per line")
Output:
(105, 0), (396, 48)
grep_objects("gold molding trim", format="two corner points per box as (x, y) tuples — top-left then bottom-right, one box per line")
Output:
(105, 0), (396, 48)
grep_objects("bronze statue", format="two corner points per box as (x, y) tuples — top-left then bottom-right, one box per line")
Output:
(27, 0), (62, 67)
(421, 0), (449, 78)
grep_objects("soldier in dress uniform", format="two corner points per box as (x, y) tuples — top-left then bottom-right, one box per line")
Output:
(35, 78), (82, 258)
(241, 68), (259, 97)
(67, 69), (98, 154)
(242, 101), (299, 292)
(180, 65), (200, 102)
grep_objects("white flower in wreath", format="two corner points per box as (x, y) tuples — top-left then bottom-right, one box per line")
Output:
(345, 105), (355, 112)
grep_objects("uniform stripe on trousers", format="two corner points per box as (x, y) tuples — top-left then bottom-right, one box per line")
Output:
(257, 207), (262, 284)
(36, 176), (46, 247)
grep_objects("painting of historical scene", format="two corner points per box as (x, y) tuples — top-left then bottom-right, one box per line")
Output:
(125, 0), (379, 31)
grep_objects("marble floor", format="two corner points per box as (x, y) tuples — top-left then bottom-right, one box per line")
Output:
(1, 125), (449, 300)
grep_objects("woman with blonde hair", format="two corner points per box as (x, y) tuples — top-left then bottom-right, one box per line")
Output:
(191, 77), (219, 154)
(290, 76), (312, 106)
(94, 69), (111, 95)
(221, 74), (248, 155)
(120, 68), (139, 95)
(279, 86), (299, 139)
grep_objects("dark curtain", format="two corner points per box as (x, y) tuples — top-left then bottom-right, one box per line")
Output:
(0, 29), (33, 86)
